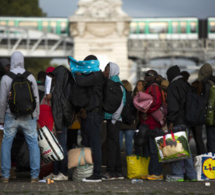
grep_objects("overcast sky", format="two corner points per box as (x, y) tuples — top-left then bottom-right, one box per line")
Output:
(39, 0), (215, 19)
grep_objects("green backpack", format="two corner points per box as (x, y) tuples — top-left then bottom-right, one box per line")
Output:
(206, 85), (215, 126)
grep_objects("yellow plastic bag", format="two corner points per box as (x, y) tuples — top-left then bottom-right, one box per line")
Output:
(126, 155), (150, 179)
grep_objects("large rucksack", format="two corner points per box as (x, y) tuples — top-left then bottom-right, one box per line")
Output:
(121, 89), (136, 125)
(102, 79), (123, 113)
(7, 71), (36, 118)
(185, 87), (207, 126)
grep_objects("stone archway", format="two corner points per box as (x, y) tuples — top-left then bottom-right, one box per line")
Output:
(69, 0), (131, 79)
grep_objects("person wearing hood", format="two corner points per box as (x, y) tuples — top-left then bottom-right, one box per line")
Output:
(165, 65), (197, 182)
(141, 69), (163, 181)
(0, 51), (40, 183)
(198, 63), (215, 153)
(0, 58), (10, 75)
(102, 62), (126, 180)
(74, 55), (104, 183)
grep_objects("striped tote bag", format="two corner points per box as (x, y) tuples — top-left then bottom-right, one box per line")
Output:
(38, 126), (64, 163)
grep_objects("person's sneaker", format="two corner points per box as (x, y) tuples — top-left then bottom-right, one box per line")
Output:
(141, 175), (148, 180)
(184, 178), (197, 182)
(102, 172), (116, 180)
(115, 173), (124, 180)
(52, 173), (68, 181)
(1, 178), (9, 183)
(31, 178), (39, 183)
(43, 173), (58, 180)
(147, 174), (163, 181)
(82, 175), (102, 182)
(165, 174), (184, 182)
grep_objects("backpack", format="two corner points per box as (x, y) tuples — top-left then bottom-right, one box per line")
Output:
(7, 71), (36, 118)
(205, 85), (215, 126)
(185, 88), (207, 126)
(121, 89), (136, 125)
(102, 79), (123, 113)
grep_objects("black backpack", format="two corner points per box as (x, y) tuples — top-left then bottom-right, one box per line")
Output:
(7, 71), (36, 118)
(102, 79), (123, 113)
(121, 89), (136, 125)
(185, 88), (207, 126)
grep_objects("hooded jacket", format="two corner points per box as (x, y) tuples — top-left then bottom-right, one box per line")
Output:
(166, 65), (190, 126)
(198, 63), (215, 101)
(51, 66), (75, 132)
(0, 51), (40, 123)
(104, 62), (126, 124)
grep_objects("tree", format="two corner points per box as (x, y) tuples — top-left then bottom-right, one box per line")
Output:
(0, 0), (46, 17)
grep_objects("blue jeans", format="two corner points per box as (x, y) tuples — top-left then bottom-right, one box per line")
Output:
(53, 125), (68, 176)
(171, 129), (197, 179)
(1, 113), (40, 178)
(206, 125), (215, 153)
(81, 111), (103, 176)
(119, 130), (134, 156)
(171, 156), (197, 179)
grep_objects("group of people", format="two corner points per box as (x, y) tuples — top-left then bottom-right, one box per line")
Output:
(0, 50), (214, 183)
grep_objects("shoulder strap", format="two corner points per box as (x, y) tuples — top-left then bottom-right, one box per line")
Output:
(6, 72), (16, 80)
(22, 71), (31, 78)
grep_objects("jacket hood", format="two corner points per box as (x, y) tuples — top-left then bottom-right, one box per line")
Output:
(198, 63), (213, 82)
(10, 51), (24, 70)
(166, 65), (181, 82)
(109, 62), (119, 78)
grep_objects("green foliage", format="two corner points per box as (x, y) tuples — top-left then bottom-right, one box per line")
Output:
(25, 58), (53, 78)
(0, 0), (46, 16)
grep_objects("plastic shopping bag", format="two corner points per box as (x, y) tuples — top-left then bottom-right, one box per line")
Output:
(155, 130), (190, 163)
(126, 155), (150, 179)
(194, 152), (215, 181)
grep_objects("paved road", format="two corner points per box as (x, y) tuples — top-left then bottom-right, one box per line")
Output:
(0, 177), (214, 195)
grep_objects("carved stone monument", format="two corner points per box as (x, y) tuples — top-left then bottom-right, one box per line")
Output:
(69, 0), (131, 79)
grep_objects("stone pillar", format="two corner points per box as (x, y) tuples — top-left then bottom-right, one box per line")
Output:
(69, 0), (131, 79)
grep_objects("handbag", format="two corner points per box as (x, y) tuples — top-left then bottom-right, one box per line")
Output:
(133, 92), (153, 113)
(68, 147), (93, 169)
(72, 148), (93, 181)
(149, 84), (167, 125)
(155, 130), (190, 163)
(151, 102), (167, 125)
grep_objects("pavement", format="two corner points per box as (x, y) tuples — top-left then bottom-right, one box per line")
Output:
(0, 134), (214, 195)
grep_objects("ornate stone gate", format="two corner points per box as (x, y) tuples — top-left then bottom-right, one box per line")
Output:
(69, 0), (131, 79)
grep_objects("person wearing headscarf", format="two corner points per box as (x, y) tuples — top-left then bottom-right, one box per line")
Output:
(165, 65), (197, 182)
(102, 62), (126, 181)
(0, 51), (40, 183)
(198, 63), (215, 153)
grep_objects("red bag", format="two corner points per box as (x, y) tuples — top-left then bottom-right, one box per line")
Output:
(38, 100), (54, 131)
(133, 92), (153, 113)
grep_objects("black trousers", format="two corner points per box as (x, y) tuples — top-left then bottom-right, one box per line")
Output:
(106, 120), (122, 175)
